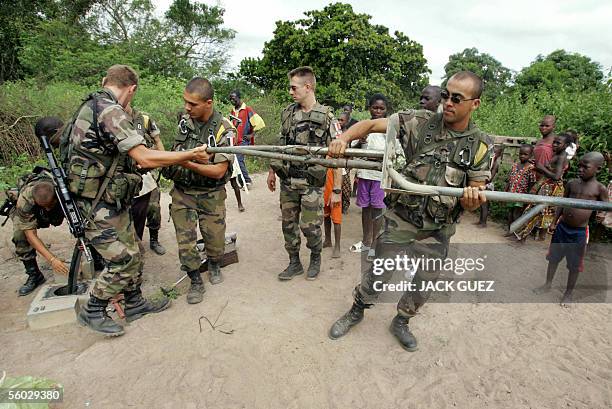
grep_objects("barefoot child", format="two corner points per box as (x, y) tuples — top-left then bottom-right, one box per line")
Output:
(323, 166), (343, 258)
(352, 94), (388, 260)
(534, 152), (608, 306)
(515, 133), (570, 241)
(504, 144), (537, 233)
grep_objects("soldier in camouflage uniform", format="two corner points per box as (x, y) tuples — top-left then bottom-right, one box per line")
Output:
(163, 77), (234, 305)
(9, 168), (67, 295)
(327, 71), (492, 351)
(64, 65), (210, 336)
(267, 66), (341, 281)
(127, 105), (166, 255)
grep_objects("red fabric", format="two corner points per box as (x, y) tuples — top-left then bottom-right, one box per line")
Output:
(230, 105), (256, 145)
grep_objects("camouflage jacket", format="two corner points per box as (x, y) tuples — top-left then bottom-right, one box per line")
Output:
(11, 170), (64, 231)
(164, 111), (235, 194)
(386, 109), (493, 229)
(65, 89), (145, 208)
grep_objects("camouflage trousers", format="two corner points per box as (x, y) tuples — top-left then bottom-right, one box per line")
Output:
(171, 187), (226, 272)
(355, 209), (455, 318)
(11, 227), (36, 262)
(79, 199), (143, 300)
(280, 179), (324, 254)
(146, 187), (162, 231)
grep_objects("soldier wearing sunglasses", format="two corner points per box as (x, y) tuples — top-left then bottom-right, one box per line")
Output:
(326, 71), (493, 352)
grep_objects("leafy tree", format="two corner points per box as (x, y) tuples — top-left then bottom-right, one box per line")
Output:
(0, 0), (99, 82)
(18, 0), (235, 83)
(515, 49), (605, 93)
(239, 2), (429, 107)
(442, 47), (512, 100)
(19, 19), (139, 85)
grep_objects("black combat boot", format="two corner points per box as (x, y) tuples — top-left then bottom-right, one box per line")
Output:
(149, 229), (166, 255)
(306, 252), (321, 280)
(123, 286), (170, 322)
(389, 314), (418, 352)
(278, 253), (304, 281)
(208, 260), (224, 285)
(329, 291), (371, 339)
(77, 296), (125, 336)
(18, 259), (46, 296)
(186, 269), (205, 304)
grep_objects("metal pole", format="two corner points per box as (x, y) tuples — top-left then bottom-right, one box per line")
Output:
(207, 147), (383, 171)
(387, 167), (612, 211)
(509, 204), (547, 233)
(207, 145), (384, 159)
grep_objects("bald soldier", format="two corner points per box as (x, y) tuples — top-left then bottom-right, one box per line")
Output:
(65, 65), (210, 336)
(419, 85), (442, 112)
(328, 71), (493, 351)
(163, 77), (235, 304)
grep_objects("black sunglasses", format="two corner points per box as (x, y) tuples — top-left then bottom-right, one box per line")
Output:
(441, 89), (478, 104)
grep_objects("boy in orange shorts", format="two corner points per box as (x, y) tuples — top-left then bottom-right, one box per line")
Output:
(323, 167), (343, 258)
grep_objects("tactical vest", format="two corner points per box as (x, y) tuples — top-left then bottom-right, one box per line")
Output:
(271, 103), (332, 186)
(389, 110), (490, 228)
(62, 90), (142, 210)
(163, 111), (231, 190)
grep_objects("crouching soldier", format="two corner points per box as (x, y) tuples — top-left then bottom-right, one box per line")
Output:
(9, 168), (67, 295)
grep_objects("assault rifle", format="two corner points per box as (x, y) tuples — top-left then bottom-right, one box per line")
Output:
(36, 128), (91, 294)
(0, 195), (16, 226)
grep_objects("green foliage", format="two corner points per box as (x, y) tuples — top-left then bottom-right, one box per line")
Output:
(19, 20), (139, 86)
(0, 0), (99, 82)
(443, 47), (512, 101)
(0, 154), (47, 190)
(515, 50), (605, 94)
(239, 2), (429, 108)
(16, 0), (235, 84)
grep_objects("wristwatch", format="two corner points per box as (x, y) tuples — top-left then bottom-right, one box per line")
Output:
(332, 189), (341, 194)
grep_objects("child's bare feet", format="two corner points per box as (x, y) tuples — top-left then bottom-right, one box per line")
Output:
(332, 247), (340, 258)
(238, 204), (245, 212)
(533, 284), (552, 295)
(323, 240), (332, 248)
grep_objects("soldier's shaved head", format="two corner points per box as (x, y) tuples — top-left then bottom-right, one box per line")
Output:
(582, 151), (605, 166)
(185, 77), (214, 101)
(32, 181), (56, 207)
(288, 66), (317, 89)
(449, 71), (483, 99)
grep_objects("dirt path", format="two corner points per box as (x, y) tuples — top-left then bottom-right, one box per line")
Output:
(1, 172), (610, 409)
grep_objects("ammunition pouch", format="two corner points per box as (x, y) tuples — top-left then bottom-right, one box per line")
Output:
(103, 172), (143, 210)
(305, 164), (327, 188)
(270, 159), (289, 180)
(394, 202), (425, 229)
(288, 165), (307, 179)
(67, 155), (107, 199)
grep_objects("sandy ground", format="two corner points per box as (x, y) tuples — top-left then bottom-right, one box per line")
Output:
(0, 172), (611, 409)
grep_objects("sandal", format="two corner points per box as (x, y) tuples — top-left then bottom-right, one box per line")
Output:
(350, 241), (370, 253)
